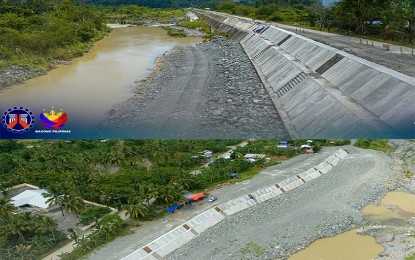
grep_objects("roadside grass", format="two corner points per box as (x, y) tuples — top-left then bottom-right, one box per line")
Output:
(405, 254), (415, 260)
(403, 169), (414, 179)
(202, 162), (280, 194)
(354, 140), (393, 153)
(231, 161), (280, 183)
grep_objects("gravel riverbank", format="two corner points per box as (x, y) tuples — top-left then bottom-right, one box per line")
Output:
(101, 36), (288, 138)
(166, 146), (397, 260)
(368, 140), (415, 260)
(0, 66), (46, 89)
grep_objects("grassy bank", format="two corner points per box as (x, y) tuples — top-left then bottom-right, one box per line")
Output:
(0, 1), (111, 72)
(354, 140), (393, 153)
(0, 3), (190, 75)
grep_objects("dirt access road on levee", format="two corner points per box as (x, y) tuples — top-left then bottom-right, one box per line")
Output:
(270, 22), (415, 78)
(166, 145), (405, 260)
(100, 37), (288, 139)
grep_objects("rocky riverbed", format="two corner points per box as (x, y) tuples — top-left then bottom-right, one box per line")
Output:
(368, 140), (415, 260)
(101, 36), (288, 138)
(0, 66), (46, 89)
(166, 146), (399, 260)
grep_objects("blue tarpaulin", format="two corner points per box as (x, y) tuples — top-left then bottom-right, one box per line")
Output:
(166, 204), (182, 213)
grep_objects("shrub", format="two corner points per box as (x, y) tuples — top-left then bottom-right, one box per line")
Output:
(79, 206), (111, 226)
(354, 140), (391, 152)
(165, 27), (186, 37)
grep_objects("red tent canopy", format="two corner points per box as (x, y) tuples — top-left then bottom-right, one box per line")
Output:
(186, 193), (206, 201)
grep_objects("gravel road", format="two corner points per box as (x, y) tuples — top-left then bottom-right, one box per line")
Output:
(166, 146), (396, 260)
(100, 36), (288, 138)
(273, 23), (415, 78)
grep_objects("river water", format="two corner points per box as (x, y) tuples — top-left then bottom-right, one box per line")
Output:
(0, 27), (201, 138)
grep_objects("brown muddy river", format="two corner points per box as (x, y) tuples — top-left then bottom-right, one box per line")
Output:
(0, 27), (201, 131)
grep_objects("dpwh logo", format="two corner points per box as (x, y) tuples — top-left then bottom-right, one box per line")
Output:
(2, 107), (35, 133)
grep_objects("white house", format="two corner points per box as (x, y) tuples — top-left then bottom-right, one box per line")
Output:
(11, 189), (50, 210)
(244, 154), (266, 162)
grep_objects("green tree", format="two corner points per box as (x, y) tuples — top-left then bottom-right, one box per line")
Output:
(43, 183), (66, 216)
(155, 185), (184, 206)
(35, 215), (58, 240)
(396, 0), (415, 43)
(0, 197), (16, 215)
(96, 214), (124, 239)
(124, 202), (149, 220)
(1, 214), (30, 242)
(63, 195), (85, 217)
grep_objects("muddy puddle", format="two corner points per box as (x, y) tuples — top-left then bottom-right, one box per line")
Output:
(289, 229), (384, 260)
(290, 191), (415, 260)
(363, 191), (415, 224)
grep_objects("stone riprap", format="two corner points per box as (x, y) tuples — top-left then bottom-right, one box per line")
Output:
(196, 10), (415, 139)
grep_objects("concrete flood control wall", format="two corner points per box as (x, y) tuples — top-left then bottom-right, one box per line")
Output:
(197, 10), (415, 138)
(121, 149), (348, 260)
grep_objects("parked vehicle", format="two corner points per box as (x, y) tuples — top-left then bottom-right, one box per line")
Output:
(208, 196), (217, 202)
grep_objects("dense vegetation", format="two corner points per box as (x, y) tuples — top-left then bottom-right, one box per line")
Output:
(85, 0), (220, 8)
(0, 202), (67, 259)
(212, 0), (415, 44)
(79, 206), (112, 225)
(0, 0), (110, 71)
(0, 1), (192, 72)
(103, 5), (187, 24)
(0, 139), (327, 215)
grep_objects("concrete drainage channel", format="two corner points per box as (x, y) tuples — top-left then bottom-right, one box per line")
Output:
(195, 10), (415, 139)
(121, 149), (348, 260)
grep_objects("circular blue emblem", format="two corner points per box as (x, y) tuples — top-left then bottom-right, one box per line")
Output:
(1, 106), (35, 133)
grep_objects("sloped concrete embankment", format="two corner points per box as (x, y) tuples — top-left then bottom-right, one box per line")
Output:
(196, 10), (415, 139)
(121, 149), (348, 260)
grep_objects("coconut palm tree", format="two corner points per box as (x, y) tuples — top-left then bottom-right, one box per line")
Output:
(0, 197), (16, 215)
(2, 214), (29, 242)
(155, 185), (184, 207)
(63, 195), (85, 217)
(35, 216), (58, 240)
(124, 202), (149, 221)
(97, 215), (124, 239)
(43, 184), (66, 216)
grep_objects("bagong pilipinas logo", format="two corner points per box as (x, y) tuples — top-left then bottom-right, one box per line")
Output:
(1, 107), (35, 133)
(39, 107), (68, 129)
